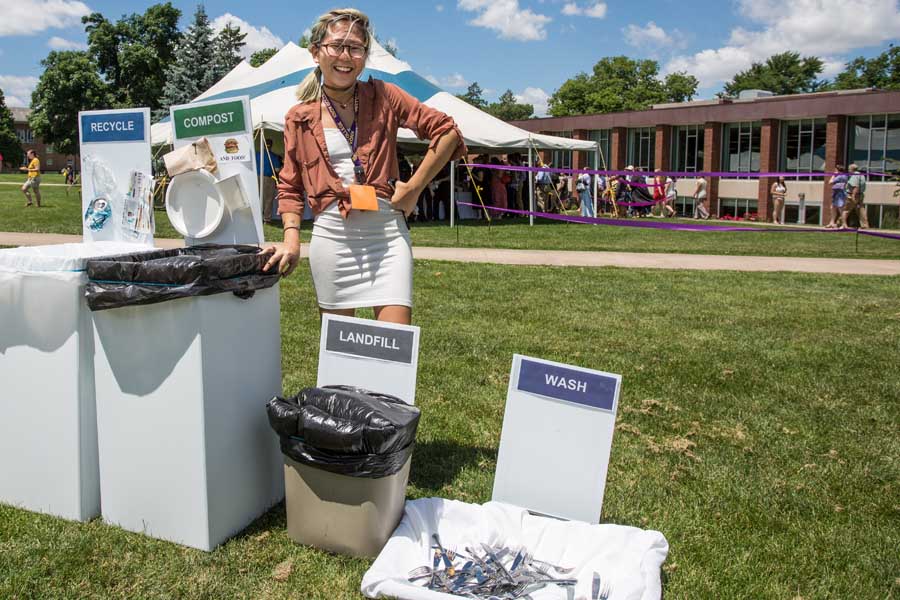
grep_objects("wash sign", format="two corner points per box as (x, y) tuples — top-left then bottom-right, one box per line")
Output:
(492, 354), (621, 523)
(317, 314), (420, 405)
(80, 112), (146, 143)
(173, 100), (245, 138)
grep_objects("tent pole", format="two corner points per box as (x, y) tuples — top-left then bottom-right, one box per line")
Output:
(528, 145), (534, 227)
(593, 142), (599, 217)
(258, 121), (265, 213)
(450, 160), (456, 228)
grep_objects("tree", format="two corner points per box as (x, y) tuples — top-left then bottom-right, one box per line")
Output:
(157, 5), (217, 119)
(456, 82), (488, 109)
(299, 33), (310, 48)
(485, 89), (533, 121)
(548, 56), (689, 116)
(722, 52), (826, 97)
(211, 21), (247, 81)
(0, 88), (23, 168)
(831, 44), (900, 91)
(664, 72), (699, 103)
(82, 3), (181, 111)
(375, 34), (398, 57)
(250, 48), (278, 68)
(29, 51), (112, 155)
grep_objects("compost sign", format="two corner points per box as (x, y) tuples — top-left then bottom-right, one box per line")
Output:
(492, 354), (621, 523)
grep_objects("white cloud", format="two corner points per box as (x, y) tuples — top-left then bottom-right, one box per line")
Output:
(458, 0), (552, 41)
(561, 2), (607, 18)
(516, 86), (550, 117)
(623, 21), (687, 50)
(47, 36), (87, 50)
(436, 4), (445, 11)
(664, 0), (900, 89)
(426, 73), (470, 89)
(211, 13), (285, 59)
(0, 1), (91, 36)
(0, 75), (39, 107)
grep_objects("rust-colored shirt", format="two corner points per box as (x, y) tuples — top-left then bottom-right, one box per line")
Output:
(277, 77), (466, 218)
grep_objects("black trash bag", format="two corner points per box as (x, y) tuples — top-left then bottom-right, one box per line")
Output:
(84, 244), (280, 311)
(266, 385), (421, 478)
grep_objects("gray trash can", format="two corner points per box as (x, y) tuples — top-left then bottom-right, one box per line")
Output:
(266, 386), (420, 558)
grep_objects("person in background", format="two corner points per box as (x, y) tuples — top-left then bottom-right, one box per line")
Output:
(770, 176), (787, 225)
(489, 157), (508, 217)
(507, 153), (524, 211)
(534, 162), (552, 211)
(256, 138), (283, 224)
(265, 8), (464, 325)
(826, 164), (848, 229)
(20, 149), (41, 208)
(692, 175), (710, 219)
(651, 169), (665, 217)
(663, 174), (677, 217)
(842, 163), (869, 229)
(577, 171), (594, 217)
(0, 150), (4, 174)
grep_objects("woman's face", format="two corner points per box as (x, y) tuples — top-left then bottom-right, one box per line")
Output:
(311, 20), (367, 90)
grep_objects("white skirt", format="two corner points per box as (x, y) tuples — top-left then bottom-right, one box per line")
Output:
(308, 198), (412, 309)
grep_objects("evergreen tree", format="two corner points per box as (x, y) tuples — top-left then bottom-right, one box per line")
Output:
(0, 88), (24, 169)
(456, 82), (488, 109)
(157, 4), (216, 120)
(211, 21), (247, 81)
(485, 90), (533, 121)
(250, 48), (278, 67)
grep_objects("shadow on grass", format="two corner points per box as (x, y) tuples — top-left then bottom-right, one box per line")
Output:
(409, 439), (496, 491)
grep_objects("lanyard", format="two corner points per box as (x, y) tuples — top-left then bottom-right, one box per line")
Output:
(321, 88), (365, 184)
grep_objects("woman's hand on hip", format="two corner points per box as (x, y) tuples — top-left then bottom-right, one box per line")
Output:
(262, 241), (301, 277)
(390, 180), (420, 216)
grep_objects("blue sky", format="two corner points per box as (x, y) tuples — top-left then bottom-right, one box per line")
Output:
(1, 0), (899, 115)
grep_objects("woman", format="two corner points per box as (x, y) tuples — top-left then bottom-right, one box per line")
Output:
(770, 176), (787, 225)
(826, 165), (847, 229)
(692, 176), (709, 219)
(663, 175), (677, 217)
(265, 9), (465, 325)
(577, 172), (594, 217)
(489, 157), (508, 216)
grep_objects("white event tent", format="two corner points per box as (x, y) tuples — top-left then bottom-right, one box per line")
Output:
(152, 41), (600, 224)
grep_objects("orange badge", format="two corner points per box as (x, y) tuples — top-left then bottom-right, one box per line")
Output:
(349, 184), (378, 211)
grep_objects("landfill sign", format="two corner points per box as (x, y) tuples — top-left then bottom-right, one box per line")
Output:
(492, 354), (621, 523)
(78, 108), (153, 245)
(317, 314), (421, 405)
(169, 96), (263, 244)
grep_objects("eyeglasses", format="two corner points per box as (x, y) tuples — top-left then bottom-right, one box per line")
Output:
(320, 42), (366, 59)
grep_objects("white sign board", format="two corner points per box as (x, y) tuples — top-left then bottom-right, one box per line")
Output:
(492, 354), (621, 523)
(78, 108), (153, 245)
(170, 96), (263, 245)
(317, 314), (420, 405)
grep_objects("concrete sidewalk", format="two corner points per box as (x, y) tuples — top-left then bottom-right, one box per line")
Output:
(2, 231), (899, 276)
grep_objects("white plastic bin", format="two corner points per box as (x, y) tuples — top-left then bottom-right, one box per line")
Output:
(92, 283), (284, 551)
(0, 242), (149, 522)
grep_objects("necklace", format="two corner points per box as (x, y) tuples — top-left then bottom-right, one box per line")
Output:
(323, 83), (356, 109)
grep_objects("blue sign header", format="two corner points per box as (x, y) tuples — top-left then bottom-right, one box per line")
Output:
(517, 358), (618, 412)
(81, 112), (145, 143)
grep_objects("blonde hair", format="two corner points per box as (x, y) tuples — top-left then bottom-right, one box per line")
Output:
(296, 8), (374, 103)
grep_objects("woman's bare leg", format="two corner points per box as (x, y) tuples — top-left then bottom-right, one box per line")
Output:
(374, 305), (411, 325)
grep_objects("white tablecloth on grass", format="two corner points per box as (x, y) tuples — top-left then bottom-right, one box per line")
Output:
(361, 498), (669, 600)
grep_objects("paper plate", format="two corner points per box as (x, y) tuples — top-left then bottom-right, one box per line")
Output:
(165, 169), (225, 239)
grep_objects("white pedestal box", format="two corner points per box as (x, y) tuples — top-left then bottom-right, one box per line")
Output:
(0, 242), (148, 521)
(93, 284), (284, 551)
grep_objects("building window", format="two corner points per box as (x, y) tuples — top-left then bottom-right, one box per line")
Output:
(718, 198), (759, 220)
(671, 125), (705, 173)
(548, 131), (573, 170)
(586, 129), (611, 170)
(627, 127), (654, 171)
(16, 128), (34, 143)
(849, 113), (900, 182)
(722, 121), (761, 174)
(780, 118), (827, 180)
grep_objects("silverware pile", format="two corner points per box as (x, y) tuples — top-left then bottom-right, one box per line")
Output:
(407, 534), (583, 599)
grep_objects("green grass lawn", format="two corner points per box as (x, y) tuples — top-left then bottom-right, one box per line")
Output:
(1, 262), (898, 599)
(2, 181), (900, 259)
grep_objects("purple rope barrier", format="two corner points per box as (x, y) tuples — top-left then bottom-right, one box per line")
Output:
(455, 201), (900, 241)
(463, 162), (892, 180)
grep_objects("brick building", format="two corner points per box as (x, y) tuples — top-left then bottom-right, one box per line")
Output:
(510, 88), (900, 228)
(9, 107), (78, 172)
